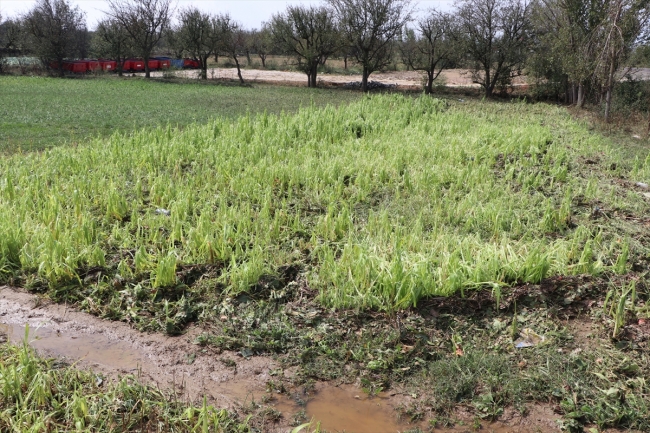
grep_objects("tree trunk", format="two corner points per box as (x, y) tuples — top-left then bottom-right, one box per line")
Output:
(311, 64), (318, 88)
(233, 55), (244, 84)
(144, 55), (150, 78)
(484, 68), (492, 98)
(577, 83), (585, 108)
(200, 55), (207, 80)
(604, 50), (617, 123)
(245, 50), (252, 66)
(362, 67), (370, 92)
(604, 85), (613, 123)
(58, 58), (64, 78)
(214, 53), (219, 63)
(259, 54), (266, 68)
(344, 55), (348, 70)
(117, 58), (123, 77)
(426, 71), (433, 95)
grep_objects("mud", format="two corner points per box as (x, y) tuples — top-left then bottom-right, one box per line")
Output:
(0, 287), (272, 408)
(0, 287), (562, 432)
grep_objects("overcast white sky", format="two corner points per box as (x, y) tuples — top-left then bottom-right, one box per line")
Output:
(0, 0), (455, 30)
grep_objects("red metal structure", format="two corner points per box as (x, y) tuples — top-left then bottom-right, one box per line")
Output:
(50, 57), (198, 74)
(98, 59), (117, 72)
(84, 60), (101, 72)
(155, 58), (171, 69)
(147, 59), (161, 70)
(183, 58), (200, 69)
(123, 59), (145, 72)
(64, 61), (87, 73)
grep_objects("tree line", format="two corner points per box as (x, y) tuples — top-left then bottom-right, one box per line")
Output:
(0, 0), (649, 119)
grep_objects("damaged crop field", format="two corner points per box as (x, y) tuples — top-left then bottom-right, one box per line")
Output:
(2, 92), (650, 432)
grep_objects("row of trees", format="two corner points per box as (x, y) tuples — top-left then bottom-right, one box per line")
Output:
(1, 0), (649, 118)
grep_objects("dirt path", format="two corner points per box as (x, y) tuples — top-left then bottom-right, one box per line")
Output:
(0, 287), (275, 408)
(141, 68), (512, 90)
(0, 286), (561, 432)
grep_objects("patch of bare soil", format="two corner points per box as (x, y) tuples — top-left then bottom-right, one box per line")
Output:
(0, 286), (273, 408)
(142, 67), (528, 90)
(0, 286), (565, 432)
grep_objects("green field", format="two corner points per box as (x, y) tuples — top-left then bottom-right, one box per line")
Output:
(2, 77), (650, 431)
(1, 92), (649, 317)
(0, 76), (361, 152)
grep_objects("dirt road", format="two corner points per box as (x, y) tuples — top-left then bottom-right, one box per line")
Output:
(142, 66), (650, 90)
(143, 68), (492, 89)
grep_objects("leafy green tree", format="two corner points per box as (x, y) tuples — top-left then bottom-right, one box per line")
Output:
(217, 15), (247, 84)
(400, 10), (456, 94)
(93, 18), (132, 76)
(178, 8), (221, 80)
(452, 0), (532, 98)
(532, 0), (609, 106)
(107, 0), (172, 78)
(23, 0), (87, 77)
(250, 24), (274, 68)
(270, 5), (339, 87)
(328, 0), (413, 92)
(594, 0), (650, 121)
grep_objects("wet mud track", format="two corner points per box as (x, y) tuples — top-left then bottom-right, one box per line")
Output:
(0, 287), (273, 407)
(0, 286), (561, 432)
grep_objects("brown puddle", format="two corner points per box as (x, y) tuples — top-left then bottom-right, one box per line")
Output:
(0, 319), (414, 432)
(0, 288), (560, 432)
(305, 386), (407, 433)
(1, 323), (141, 372)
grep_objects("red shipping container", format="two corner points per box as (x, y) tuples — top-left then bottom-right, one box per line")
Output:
(156, 58), (171, 69)
(147, 59), (161, 70)
(85, 60), (101, 72)
(124, 59), (145, 71)
(98, 59), (117, 71)
(64, 61), (87, 73)
(183, 58), (200, 69)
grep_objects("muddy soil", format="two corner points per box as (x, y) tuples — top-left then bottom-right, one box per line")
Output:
(0, 286), (561, 432)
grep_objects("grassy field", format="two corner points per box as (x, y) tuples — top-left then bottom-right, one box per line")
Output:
(1, 93), (647, 311)
(2, 81), (650, 431)
(0, 76), (361, 153)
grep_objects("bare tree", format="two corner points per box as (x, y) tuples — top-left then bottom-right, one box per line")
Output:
(218, 15), (246, 84)
(178, 8), (220, 80)
(163, 25), (184, 58)
(250, 24), (274, 68)
(453, 0), (532, 98)
(24, 0), (87, 77)
(271, 5), (339, 87)
(328, 0), (412, 92)
(107, 0), (172, 78)
(400, 11), (455, 94)
(93, 18), (132, 76)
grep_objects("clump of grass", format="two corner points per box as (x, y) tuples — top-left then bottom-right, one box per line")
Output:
(0, 327), (247, 432)
(0, 94), (649, 327)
